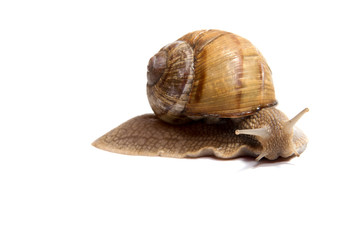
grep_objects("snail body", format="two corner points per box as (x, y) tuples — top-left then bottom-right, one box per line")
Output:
(93, 30), (308, 161)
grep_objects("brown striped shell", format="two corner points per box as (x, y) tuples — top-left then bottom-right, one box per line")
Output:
(147, 29), (277, 124)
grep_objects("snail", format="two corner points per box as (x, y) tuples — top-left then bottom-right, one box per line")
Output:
(93, 29), (308, 161)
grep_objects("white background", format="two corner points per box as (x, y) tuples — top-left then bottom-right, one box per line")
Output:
(1, 0), (360, 239)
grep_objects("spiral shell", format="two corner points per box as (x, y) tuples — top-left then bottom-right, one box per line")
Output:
(147, 29), (277, 124)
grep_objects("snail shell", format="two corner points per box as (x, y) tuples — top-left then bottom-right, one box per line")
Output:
(147, 30), (277, 124)
(93, 30), (309, 161)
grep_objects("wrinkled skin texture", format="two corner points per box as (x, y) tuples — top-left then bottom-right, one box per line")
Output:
(93, 107), (308, 161)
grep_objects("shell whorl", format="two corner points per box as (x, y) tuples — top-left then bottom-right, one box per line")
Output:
(147, 41), (194, 124)
(147, 30), (277, 124)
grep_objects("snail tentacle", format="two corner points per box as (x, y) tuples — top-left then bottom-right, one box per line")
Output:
(235, 127), (270, 139)
(255, 153), (267, 161)
(286, 108), (309, 130)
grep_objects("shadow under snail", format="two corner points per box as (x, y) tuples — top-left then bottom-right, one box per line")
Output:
(93, 29), (309, 161)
